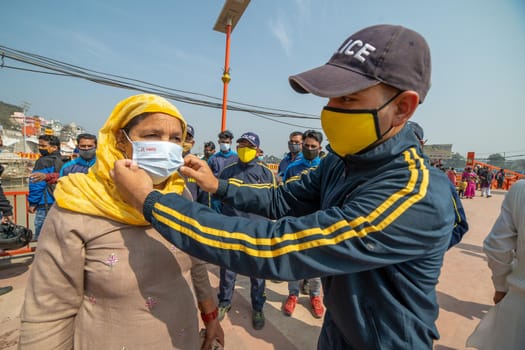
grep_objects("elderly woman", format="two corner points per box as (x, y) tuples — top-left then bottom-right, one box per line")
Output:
(19, 94), (224, 349)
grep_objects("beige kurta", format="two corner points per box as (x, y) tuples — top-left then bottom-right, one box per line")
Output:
(19, 205), (214, 349)
(467, 180), (525, 349)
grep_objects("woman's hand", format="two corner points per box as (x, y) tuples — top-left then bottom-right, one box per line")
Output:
(201, 318), (224, 350)
(493, 291), (507, 304)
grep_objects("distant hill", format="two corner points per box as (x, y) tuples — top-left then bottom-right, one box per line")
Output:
(0, 101), (21, 129)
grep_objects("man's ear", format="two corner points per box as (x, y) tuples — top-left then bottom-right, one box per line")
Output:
(392, 91), (419, 126)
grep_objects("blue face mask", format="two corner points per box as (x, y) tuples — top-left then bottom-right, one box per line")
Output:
(123, 131), (184, 185)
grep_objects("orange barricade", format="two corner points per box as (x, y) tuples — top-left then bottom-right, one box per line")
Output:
(0, 190), (34, 257)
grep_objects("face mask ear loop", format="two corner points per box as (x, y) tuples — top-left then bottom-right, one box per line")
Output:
(377, 90), (404, 112)
(119, 129), (133, 159)
(375, 90), (403, 139)
(121, 129), (133, 143)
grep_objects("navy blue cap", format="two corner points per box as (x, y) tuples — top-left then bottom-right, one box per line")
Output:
(187, 124), (195, 137)
(237, 132), (260, 148)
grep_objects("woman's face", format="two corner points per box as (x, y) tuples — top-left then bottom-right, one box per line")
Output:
(117, 113), (183, 157)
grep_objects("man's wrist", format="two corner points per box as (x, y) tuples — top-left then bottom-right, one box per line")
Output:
(142, 191), (163, 222)
(215, 179), (228, 197)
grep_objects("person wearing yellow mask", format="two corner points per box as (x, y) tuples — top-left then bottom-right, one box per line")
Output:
(214, 132), (276, 330)
(20, 94), (224, 350)
(113, 25), (458, 349)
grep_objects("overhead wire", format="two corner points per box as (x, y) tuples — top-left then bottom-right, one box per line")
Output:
(0, 44), (320, 129)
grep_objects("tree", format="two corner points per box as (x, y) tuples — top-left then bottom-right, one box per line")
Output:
(487, 153), (506, 168)
(442, 152), (466, 169)
(510, 159), (525, 174)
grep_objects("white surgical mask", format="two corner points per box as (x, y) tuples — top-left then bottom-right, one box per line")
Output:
(219, 143), (231, 152)
(123, 131), (184, 185)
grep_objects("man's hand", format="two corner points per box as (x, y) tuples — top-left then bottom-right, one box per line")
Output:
(28, 206), (36, 214)
(110, 159), (154, 212)
(180, 155), (219, 193)
(1, 215), (13, 224)
(29, 172), (46, 182)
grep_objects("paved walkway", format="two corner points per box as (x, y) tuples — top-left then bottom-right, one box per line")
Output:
(0, 191), (505, 349)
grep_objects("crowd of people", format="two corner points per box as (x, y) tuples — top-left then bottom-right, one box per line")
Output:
(0, 23), (521, 350)
(441, 165), (507, 200)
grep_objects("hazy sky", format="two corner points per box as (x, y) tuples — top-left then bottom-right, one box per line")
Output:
(1, 0), (524, 159)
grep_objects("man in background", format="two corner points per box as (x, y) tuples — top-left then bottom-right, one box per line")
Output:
(281, 130), (325, 319)
(277, 131), (303, 183)
(215, 132), (276, 331)
(60, 133), (97, 176)
(208, 130), (238, 177)
(28, 135), (63, 240)
(202, 141), (216, 162)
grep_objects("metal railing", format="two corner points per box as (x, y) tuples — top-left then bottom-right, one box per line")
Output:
(0, 189), (34, 257)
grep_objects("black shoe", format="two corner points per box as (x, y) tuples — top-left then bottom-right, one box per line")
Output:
(252, 310), (265, 330)
(0, 286), (13, 296)
(300, 280), (310, 295)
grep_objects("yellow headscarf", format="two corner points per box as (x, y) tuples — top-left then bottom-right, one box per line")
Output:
(54, 94), (187, 225)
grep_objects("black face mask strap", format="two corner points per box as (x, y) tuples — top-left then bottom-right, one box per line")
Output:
(374, 90), (404, 139)
(377, 90), (404, 111)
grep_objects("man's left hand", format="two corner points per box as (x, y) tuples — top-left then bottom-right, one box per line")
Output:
(111, 159), (153, 212)
(30, 172), (46, 182)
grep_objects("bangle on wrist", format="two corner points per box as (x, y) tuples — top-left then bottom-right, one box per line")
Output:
(201, 307), (218, 323)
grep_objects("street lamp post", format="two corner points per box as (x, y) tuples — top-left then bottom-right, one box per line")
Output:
(21, 101), (31, 154)
(213, 0), (250, 131)
(220, 18), (232, 132)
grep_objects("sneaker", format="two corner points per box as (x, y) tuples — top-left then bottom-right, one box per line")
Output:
(300, 280), (310, 295)
(252, 310), (265, 330)
(217, 304), (231, 321)
(283, 295), (298, 316)
(310, 296), (324, 319)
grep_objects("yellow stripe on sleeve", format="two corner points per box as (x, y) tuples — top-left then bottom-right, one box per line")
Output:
(152, 148), (429, 258)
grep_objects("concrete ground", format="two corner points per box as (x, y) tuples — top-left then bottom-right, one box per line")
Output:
(0, 191), (505, 349)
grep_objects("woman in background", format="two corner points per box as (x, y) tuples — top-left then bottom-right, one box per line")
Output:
(462, 167), (477, 199)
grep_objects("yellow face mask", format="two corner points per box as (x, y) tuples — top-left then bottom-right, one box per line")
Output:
(321, 91), (401, 156)
(321, 107), (381, 156)
(237, 147), (257, 163)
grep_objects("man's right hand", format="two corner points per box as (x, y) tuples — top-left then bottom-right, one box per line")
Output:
(28, 206), (36, 214)
(111, 159), (154, 212)
(180, 155), (219, 193)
